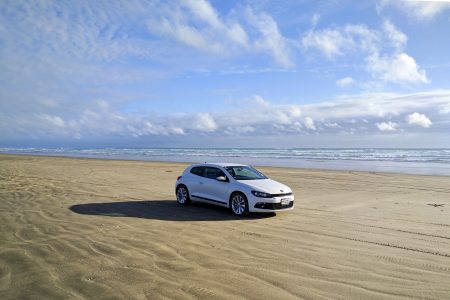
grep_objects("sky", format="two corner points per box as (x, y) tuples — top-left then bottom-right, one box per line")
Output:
(1, 0), (450, 148)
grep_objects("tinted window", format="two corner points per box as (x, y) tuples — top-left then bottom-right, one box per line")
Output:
(204, 167), (226, 179)
(190, 166), (205, 177)
(225, 166), (267, 180)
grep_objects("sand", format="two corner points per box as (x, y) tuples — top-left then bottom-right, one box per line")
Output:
(1, 154), (450, 299)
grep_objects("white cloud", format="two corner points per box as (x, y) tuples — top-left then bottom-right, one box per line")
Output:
(364, 21), (428, 85)
(302, 24), (378, 60)
(145, 2), (295, 67)
(379, 0), (450, 21)
(300, 90), (449, 121)
(366, 53), (428, 84)
(311, 14), (321, 28)
(0, 1), (448, 143)
(325, 122), (341, 128)
(439, 103), (450, 114)
(224, 125), (255, 135)
(0, 0), (295, 88)
(302, 28), (346, 59)
(193, 113), (218, 132)
(303, 20), (429, 86)
(39, 114), (66, 128)
(155, 18), (220, 52)
(382, 20), (407, 51)
(182, 0), (222, 29)
(304, 117), (316, 130)
(244, 8), (294, 67)
(406, 112), (432, 127)
(148, 0), (250, 54)
(2, 91), (450, 140)
(222, 96), (302, 128)
(376, 121), (398, 131)
(252, 95), (270, 107)
(289, 106), (302, 118)
(0, 1), (158, 63)
(336, 77), (355, 87)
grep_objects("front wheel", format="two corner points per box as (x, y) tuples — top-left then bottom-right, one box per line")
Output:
(176, 185), (190, 205)
(230, 193), (249, 216)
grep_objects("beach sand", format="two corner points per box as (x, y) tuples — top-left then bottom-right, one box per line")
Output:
(1, 154), (450, 299)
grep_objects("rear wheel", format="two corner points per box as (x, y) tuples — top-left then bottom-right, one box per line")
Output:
(230, 193), (249, 216)
(176, 185), (190, 205)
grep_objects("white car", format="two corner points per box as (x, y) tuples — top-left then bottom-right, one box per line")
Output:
(175, 163), (294, 216)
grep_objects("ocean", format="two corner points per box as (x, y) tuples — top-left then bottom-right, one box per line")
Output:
(1, 148), (450, 176)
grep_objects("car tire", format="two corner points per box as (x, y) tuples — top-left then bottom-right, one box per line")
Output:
(176, 185), (191, 205)
(230, 192), (249, 216)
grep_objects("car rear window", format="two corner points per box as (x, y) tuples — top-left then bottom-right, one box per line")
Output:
(190, 166), (204, 176)
(204, 167), (226, 179)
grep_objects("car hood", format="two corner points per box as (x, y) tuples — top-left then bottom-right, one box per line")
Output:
(237, 179), (292, 194)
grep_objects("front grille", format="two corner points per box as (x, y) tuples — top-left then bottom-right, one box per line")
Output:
(270, 192), (293, 197)
(254, 201), (294, 210)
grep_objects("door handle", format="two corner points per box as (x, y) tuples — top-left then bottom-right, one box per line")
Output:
(199, 182), (204, 184)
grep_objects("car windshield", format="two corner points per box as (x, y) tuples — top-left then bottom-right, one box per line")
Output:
(224, 166), (267, 180)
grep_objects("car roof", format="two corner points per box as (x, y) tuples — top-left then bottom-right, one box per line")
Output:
(191, 162), (247, 168)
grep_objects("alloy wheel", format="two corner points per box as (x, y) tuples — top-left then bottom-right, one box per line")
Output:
(176, 186), (188, 204)
(231, 194), (247, 215)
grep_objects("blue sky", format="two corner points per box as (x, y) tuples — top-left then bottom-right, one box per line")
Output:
(1, 0), (450, 147)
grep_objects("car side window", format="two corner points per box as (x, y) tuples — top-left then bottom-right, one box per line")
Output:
(204, 167), (226, 180)
(190, 166), (205, 177)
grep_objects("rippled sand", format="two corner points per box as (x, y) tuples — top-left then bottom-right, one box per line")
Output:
(1, 154), (450, 299)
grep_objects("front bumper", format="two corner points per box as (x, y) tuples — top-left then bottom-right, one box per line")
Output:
(248, 194), (295, 213)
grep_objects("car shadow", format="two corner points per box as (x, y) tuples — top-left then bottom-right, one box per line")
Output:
(69, 200), (276, 221)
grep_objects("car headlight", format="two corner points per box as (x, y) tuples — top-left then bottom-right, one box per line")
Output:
(251, 190), (272, 198)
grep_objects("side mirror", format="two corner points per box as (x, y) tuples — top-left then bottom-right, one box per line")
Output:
(216, 176), (227, 182)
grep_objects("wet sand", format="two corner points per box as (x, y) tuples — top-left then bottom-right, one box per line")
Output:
(1, 154), (450, 299)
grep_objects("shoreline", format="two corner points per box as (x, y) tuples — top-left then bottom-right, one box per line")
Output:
(1, 152), (449, 178)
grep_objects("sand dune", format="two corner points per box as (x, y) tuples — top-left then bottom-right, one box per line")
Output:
(1, 154), (450, 299)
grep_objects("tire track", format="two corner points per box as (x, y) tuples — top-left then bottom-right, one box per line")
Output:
(300, 212), (450, 241)
(293, 228), (450, 258)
